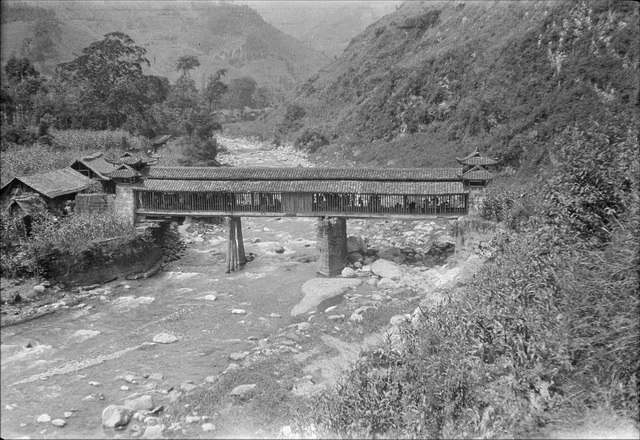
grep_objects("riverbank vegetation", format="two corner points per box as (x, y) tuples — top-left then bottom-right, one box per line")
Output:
(0, 199), (136, 279)
(288, 119), (638, 438)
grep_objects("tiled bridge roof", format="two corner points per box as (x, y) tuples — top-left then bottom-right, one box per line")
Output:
(145, 167), (463, 182)
(134, 179), (466, 195)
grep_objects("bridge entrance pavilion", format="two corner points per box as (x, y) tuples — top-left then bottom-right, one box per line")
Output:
(121, 167), (469, 275)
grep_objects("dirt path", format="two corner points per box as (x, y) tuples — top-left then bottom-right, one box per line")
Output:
(0, 138), (483, 439)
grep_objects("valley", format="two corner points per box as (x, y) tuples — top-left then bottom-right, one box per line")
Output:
(0, 1), (637, 438)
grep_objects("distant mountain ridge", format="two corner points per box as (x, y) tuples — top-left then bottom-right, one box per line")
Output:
(1, 0), (330, 91)
(238, 0), (402, 58)
(265, 0), (639, 174)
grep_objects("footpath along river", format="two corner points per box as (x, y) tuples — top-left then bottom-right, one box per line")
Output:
(1, 137), (471, 439)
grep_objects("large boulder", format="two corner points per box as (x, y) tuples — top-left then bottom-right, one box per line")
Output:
(347, 236), (367, 254)
(102, 405), (132, 428)
(292, 278), (362, 316)
(427, 236), (455, 256)
(230, 383), (256, 396)
(378, 247), (406, 264)
(124, 395), (154, 412)
(370, 259), (403, 281)
(341, 267), (356, 278)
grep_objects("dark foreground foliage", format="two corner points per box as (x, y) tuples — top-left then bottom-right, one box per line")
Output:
(293, 119), (639, 437)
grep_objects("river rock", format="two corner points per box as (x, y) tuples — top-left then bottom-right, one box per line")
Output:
(348, 252), (364, 264)
(341, 267), (356, 278)
(64, 412), (73, 418)
(142, 424), (164, 439)
(152, 333), (178, 344)
(370, 259), (403, 280)
(390, 314), (412, 327)
(292, 278), (362, 316)
(347, 235), (367, 254)
(427, 236), (455, 256)
(203, 294), (217, 301)
(37, 414), (51, 423)
(225, 363), (240, 373)
(274, 244), (285, 254)
(125, 395), (154, 412)
(231, 309), (247, 315)
(102, 405), (132, 428)
(51, 419), (66, 427)
(230, 383), (256, 396)
(180, 382), (198, 393)
(33, 285), (46, 293)
(378, 247), (406, 264)
(148, 373), (164, 381)
(229, 352), (248, 361)
(377, 278), (398, 289)
(202, 423), (216, 432)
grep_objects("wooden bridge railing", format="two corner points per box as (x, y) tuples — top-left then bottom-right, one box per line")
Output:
(134, 190), (468, 216)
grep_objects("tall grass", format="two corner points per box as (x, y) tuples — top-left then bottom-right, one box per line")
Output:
(296, 163), (639, 438)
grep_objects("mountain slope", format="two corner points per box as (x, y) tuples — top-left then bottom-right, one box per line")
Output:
(239, 0), (402, 58)
(266, 0), (639, 173)
(1, 1), (330, 91)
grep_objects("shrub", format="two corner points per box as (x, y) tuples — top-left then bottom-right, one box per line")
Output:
(293, 129), (329, 153)
(178, 137), (219, 166)
(278, 104), (306, 134)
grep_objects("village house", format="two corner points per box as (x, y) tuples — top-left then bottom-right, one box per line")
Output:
(0, 167), (96, 216)
(69, 152), (119, 194)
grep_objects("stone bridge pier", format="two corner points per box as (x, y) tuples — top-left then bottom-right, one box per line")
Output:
(316, 217), (348, 276)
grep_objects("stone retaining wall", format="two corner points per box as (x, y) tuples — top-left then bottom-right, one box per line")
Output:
(40, 225), (164, 287)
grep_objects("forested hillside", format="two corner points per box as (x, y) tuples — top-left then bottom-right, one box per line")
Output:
(1, 0), (329, 92)
(266, 0), (638, 175)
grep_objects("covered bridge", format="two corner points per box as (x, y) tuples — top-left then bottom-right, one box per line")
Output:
(131, 166), (469, 220)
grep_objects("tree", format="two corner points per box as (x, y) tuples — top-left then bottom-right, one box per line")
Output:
(225, 76), (257, 111)
(2, 55), (45, 126)
(179, 138), (219, 167)
(251, 85), (273, 109)
(4, 55), (40, 84)
(176, 55), (200, 78)
(202, 69), (227, 113)
(56, 32), (154, 129)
